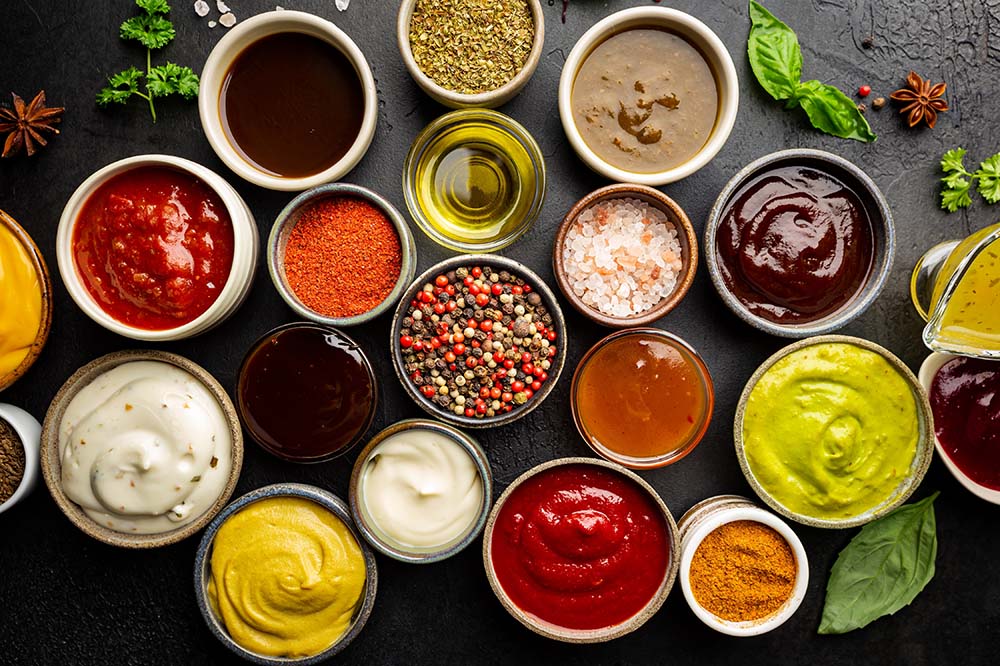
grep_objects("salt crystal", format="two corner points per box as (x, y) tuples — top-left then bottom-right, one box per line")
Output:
(219, 12), (237, 27)
(336, 0), (350, 10)
(208, 19), (217, 27)
(275, 5), (284, 9)
(194, 1), (210, 17)
(217, 1), (230, 12)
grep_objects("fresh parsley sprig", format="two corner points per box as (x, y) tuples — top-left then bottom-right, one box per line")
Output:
(96, 0), (199, 122)
(940, 148), (1000, 212)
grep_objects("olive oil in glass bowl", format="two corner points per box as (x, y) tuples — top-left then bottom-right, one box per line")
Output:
(403, 109), (546, 252)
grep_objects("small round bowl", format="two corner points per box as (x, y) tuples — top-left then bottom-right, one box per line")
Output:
(39, 350), (244, 548)
(704, 149), (894, 338)
(0, 403), (42, 515)
(348, 418), (492, 563)
(402, 109), (546, 253)
(199, 10), (378, 191)
(390, 254), (566, 429)
(0, 210), (52, 391)
(194, 483), (378, 665)
(734, 335), (934, 529)
(56, 154), (259, 342)
(482, 457), (680, 643)
(571, 328), (713, 469)
(558, 6), (738, 186)
(553, 184), (698, 327)
(919, 352), (1000, 505)
(397, 0), (545, 108)
(677, 495), (809, 636)
(268, 183), (417, 326)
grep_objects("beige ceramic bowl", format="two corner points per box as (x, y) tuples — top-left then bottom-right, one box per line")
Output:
(553, 184), (698, 328)
(482, 456), (679, 643)
(734, 335), (934, 529)
(397, 0), (545, 108)
(40, 350), (244, 548)
(0, 209), (52, 391)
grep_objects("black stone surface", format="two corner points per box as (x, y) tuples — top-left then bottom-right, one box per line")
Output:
(1, 1), (998, 664)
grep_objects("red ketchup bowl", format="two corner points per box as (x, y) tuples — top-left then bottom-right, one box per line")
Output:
(56, 155), (259, 341)
(482, 457), (679, 642)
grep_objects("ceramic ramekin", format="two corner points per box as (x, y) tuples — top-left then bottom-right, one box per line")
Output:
(39, 350), (244, 548)
(553, 184), (698, 328)
(199, 10), (378, 190)
(704, 149), (894, 338)
(268, 183), (417, 326)
(918, 352), (1000, 505)
(56, 154), (259, 342)
(734, 335), (934, 529)
(194, 483), (378, 665)
(0, 403), (41, 515)
(558, 6), (739, 186)
(677, 495), (809, 636)
(389, 254), (567, 429)
(482, 457), (680, 643)
(348, 418), (492, 563)
(397, 0), (545, 108)
(0, 210), (52, 391)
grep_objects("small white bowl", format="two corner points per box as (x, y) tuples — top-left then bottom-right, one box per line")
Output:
(677, 495), (809, 636)
(558, 7), (738, 186)
(0, 403), (41, 515)
(199, 10), (378, 191)
(919, 352), (1000, 505)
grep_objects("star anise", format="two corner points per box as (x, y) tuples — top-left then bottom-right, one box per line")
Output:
(0, 90), (64, 158)
(889, 72), (949, 129)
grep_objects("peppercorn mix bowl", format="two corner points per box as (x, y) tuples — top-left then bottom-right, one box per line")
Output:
(390, 254), (566, 429)
(0, 403), (42, 516)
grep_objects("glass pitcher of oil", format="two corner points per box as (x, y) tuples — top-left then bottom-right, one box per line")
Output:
(910, 221), (1000, 357)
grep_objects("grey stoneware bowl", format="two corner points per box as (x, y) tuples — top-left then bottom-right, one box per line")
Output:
(39, 350), (244, 548)
(704, 149), (894, 338)
(482, 457), (680, 643)
(389, 254), (567, 429)
(733, 335), (934, 529)
(193, 483), (378, 665)
(348, 418), (493, 563)
(268, 183), (417, 326)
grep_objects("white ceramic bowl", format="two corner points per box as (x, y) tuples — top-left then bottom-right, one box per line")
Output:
(558, 7), (738, 186)
(678, 496), (808, 636)
(199, 10), (378, 191)
(918, 352), (1000, 505)
(0, 403), (41, 515)
(396, 0), (545, 108)
(57, 155), (259, 341)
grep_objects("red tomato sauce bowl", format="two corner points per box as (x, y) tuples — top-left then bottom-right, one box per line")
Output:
(482, 457), (680, 642)
(56, 155), (259, 341)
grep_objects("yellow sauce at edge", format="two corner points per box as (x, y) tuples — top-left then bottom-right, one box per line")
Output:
(207, 497), (366, 658)
(0, 223), (42, 378)
(935, 237), (1000, 351)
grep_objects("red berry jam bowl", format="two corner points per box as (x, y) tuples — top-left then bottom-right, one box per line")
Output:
(56, 155), (259, 341)
(482, 457), (680, 642)
(390, 254), (567, 429)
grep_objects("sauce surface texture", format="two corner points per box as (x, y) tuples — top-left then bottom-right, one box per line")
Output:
(931, 357), (1000, 490)
(743, 343), (919, 520)
(73, 166), (234, 330)
(0, 222), (42, 377)
(490, 464), (669, 630)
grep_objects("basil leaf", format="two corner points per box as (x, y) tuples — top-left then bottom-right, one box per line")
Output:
(818, 492), (939, 635)
(794, 80), (877, 143)
(747, 0), (802, 100)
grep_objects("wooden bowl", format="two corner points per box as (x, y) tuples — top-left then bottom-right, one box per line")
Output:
(552, 184), (698, 328)
(0, 209), (52, 391)
(40, 350), (244, 548)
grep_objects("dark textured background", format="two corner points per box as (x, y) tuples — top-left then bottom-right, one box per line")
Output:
(1, 0), (998, 664)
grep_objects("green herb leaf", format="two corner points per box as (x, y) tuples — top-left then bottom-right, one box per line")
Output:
(941, 182), (973, 212)
(940, 147), (968, 175)
(137, 0), (171, 15)
(793, 80), (877, 143)
(147, 63), (200, 99)
(747, 0), (802, 100)
(818, 492), (939, 635)
(974, 154), (1000, 204)
(96, 67), (144, 106)
(120, 13), (175, 50)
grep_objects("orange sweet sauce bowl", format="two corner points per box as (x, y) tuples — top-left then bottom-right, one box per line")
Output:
(570, 328), (714, 469)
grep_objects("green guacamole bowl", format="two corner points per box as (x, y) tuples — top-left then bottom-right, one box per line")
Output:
(734, 335), (934, 529)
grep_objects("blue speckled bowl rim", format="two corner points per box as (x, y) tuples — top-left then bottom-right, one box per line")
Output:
(703, 149), (895, 338)
(268, 183), (417, 326)
(193, 483), (378, 665)
(348, 418), (493, 563)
